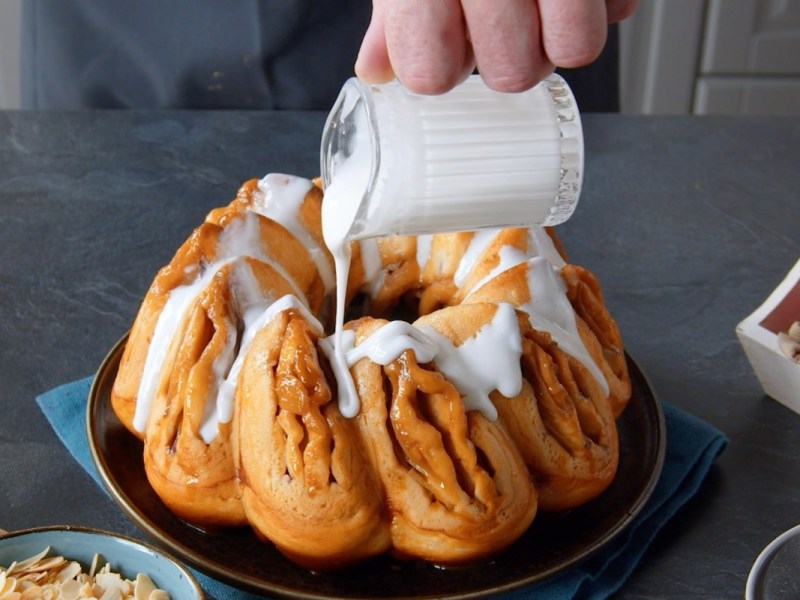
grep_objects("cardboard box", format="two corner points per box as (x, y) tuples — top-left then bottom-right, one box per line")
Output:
(736, 259), (800, 414)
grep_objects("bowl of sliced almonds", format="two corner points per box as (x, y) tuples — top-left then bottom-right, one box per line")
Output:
(0, 526), (204, 599)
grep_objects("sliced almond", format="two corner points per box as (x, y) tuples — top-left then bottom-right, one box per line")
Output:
(56, 561), (83, 582)
(788, 320), (800, 342)
(8, 547), (50, 573)
(778, 332), (800, 363)
(1, 548), (171, 600)
(58, 578), (82, 600)
(134, 572), (157, 600)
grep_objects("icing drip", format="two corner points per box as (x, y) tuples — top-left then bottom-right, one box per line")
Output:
(320, 304), (522, 422)
(527, 226), (565, 268)
(320, 179), (363, 423)
(252, 174), (336, 293)
(325, 240), (360, 418)
(319, 321), (438, 417)
(462, 226), (561, 300)
(319, 114), (373, 422)
(451, 226), (604, 392)
(345, 321), (438, 366)
(314, 223), (602, 420)
(467, 244), (529, 298)
(453, 229), (501, 288)
(219, 211), (309, 307)
(416, 234), (433, 271)
(520, 256), (609, 395)
(203, 294), (323, 443)
(134, 209), (311, 437)
(134, 258), (234, 433)
(358, 238), (384, 297)
(420, 303), (523, 421)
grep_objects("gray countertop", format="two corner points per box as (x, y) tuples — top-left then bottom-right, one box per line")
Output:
(1, 110), (799, 598)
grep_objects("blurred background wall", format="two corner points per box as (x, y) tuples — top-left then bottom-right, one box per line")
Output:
(1, 0), (799, 114)
(620, 0), (800, 114)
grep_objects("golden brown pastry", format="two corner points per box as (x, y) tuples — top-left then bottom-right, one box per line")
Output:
(350, 311), (537, 564)
(235, 307), (390, 570)
(112, 173), (632, 569)
(113, 190), (326, 525)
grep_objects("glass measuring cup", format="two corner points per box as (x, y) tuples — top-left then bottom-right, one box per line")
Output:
(320, 73), (584, 243)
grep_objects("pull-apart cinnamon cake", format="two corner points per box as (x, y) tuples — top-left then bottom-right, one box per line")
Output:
(111, 173), (630, 570)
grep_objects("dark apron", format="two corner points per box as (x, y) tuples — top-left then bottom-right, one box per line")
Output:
(21, 0), (618, 112)
(21, 0), (372, 110)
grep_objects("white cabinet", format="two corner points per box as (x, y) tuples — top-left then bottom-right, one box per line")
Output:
(621, 0), (800, 115)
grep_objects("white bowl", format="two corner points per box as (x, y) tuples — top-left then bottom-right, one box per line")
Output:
(746, 523), (800, 599)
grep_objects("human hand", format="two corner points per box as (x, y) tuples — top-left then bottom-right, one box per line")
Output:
(355, 0), (638, 95)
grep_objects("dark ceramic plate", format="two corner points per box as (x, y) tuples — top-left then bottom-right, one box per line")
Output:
(87, 335), (665, 599)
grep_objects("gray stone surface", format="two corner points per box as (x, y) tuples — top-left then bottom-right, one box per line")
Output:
(1, 110), (798, 598)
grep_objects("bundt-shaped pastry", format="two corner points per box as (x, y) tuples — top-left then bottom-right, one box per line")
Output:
(112, 172), (631, 568)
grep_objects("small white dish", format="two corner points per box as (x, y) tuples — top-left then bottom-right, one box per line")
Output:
(736, 258), (800, 415)
(0, 525), (204, 599)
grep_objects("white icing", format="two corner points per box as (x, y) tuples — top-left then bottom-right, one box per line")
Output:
(219, 211), (309, 306)
(201, 294), (322, 443)
(326, 241), (359, 420)
(320, 94), (376, 421)
(320, 305), (524, 422)
(358, 238), (384, 298)
(133, 209), (311, 437)
(416, 234), (433, 272)
(200, 317), (238, 443)
(520, 257), (608, 395)
(453, 229), (501, 289)
(197, 259), (274, 443)
(252, 173), (335, 293)
(466, 243), (529, 298)
(134, 259), (233, 433)
(319, 321), (438, 417)
(527, 226), (565, 268)
(463, 227), (564, 300)
(420, 303), (523, 421)
(317, 330), (359, 417)
(320, 173), (367, 421)
(346, 321), (438, 365)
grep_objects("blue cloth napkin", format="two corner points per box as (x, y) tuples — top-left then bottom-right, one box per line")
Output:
(37, 377), (727, 600)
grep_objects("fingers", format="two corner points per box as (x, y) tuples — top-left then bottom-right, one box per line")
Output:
(358, 0), (474, 95)
(355, 0), (637, 95)
(461, 0), (552, 92)
(537, 0), (608, 68)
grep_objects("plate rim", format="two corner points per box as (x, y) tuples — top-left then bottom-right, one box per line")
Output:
(87, 333), (666, 600)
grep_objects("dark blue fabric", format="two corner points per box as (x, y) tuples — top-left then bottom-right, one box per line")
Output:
(37, 377), (726, 599)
